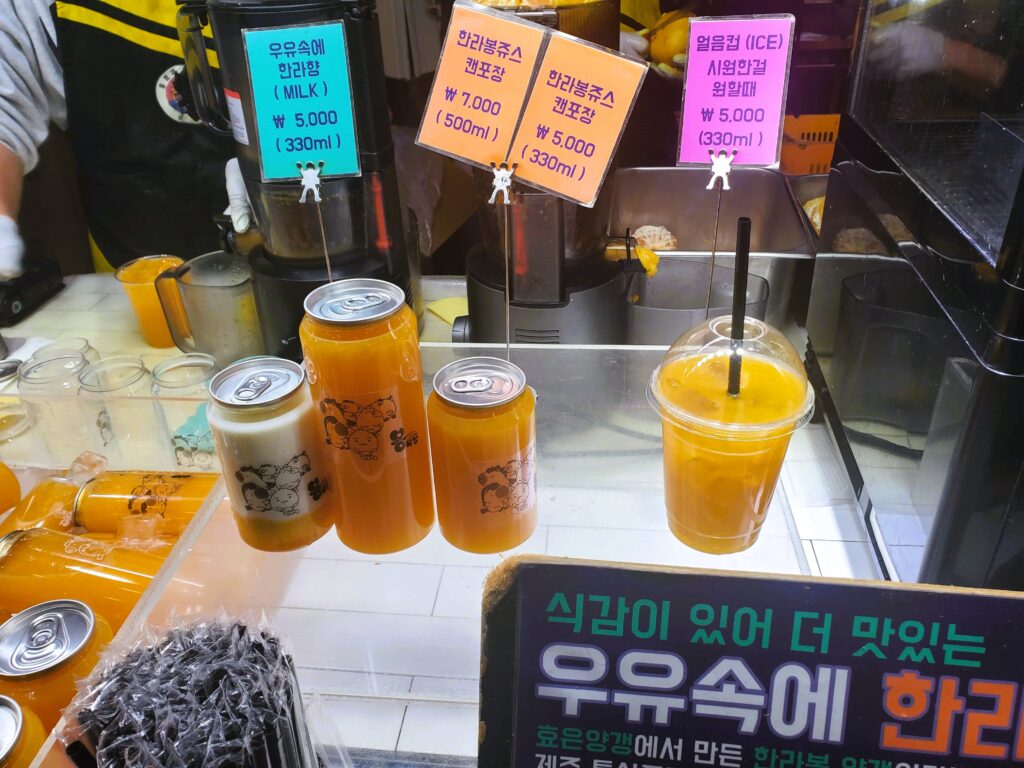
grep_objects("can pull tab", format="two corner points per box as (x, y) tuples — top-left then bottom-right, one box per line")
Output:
(448, 375), (494, 394)
(15, 613), (69, 668)
(235, 374), (273, 401)
(340, 293), (387, 313)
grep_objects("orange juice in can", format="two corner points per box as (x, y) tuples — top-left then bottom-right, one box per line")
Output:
(300, 279), (435, 554)
(0, 479), (77, 537)
(0, 695), (47, 767)
(80, 532), (176, 557)
(0, 601), (113, 734)
(72, 471), (217, 537)
(0, 530), (162, 629)
(427, 358), (537, 553)
(208, 357), (334, 552)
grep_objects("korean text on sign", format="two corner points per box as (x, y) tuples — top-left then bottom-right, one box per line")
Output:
(417, 3), (544, 168)
(678, 15), (795, 166)
(509, 34), (646, 207)
(244, 22), (360, 181)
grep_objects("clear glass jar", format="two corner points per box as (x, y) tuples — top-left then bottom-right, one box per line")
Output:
(79, 357), (171, 469)
(152, 354), (218, 470)
(17, 353), (92, 466)
(30, 338), (100, 366)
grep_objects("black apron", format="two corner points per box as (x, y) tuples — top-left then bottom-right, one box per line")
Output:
(54, 0), (235, 268)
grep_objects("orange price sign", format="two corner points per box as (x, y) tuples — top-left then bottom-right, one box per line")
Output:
(508, 34), (647, 206)
(416, 3), (545, 168)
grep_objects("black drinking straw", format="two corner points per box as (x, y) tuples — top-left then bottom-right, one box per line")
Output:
(728, 217), (752, 397)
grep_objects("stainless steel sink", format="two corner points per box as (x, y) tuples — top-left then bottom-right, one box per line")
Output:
(607, 167), (813, 330)
(627, 262), (769, 345)
(609, 167), (814, 256)
(787, 173), (828, 251)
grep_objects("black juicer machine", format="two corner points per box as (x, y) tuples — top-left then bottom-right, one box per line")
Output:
(177, 0), (409, 359)
(451, 0), (629, 345)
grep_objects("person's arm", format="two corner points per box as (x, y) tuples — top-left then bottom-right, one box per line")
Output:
(944, 38), (1008, 91)
(0, 0), (66, 275)
(0, 146), (23, 276)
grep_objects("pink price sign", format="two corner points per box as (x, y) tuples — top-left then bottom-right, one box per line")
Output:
(677, 15), (795, 167)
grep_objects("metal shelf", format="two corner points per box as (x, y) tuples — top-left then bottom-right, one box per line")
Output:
(869, 116), (1024, 263)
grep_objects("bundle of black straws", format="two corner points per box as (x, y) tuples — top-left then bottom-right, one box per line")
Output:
(65, 621), (320, 768)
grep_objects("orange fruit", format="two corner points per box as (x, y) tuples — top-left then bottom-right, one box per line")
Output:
(649, 11), (693, 65)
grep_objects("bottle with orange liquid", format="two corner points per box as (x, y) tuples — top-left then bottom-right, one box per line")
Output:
(0, 695), (47, 766)
(648, 317), (814, 554)
(73, 471), (217, 536)
(300, 279), (435, 554)
(0, 478), (77, 536)
(0, 530), (162, 628)
(0, 601), (112, 734)
(207, 357), (334, 552)
(428, 358), (537, 553)
(0, 472), (217, 538)
(0, 464), (20, 518)
(80, 533), (176, 557)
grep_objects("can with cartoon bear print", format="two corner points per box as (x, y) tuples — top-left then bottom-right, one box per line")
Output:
(208, 357), (334, 552)
(72, 471), (218, 536)
(427, 357), (537, 554)
(300, 279), (436, 554)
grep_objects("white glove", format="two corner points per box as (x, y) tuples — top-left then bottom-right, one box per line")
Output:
(224, 157), (253, 233)
(619, 31), (650, 62)
(0, 216), (24, 279)
(869, 23), (945, 80)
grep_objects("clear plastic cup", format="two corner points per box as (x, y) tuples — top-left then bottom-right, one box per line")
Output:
(116, 256), (183, 348)
(648, 316), (814, 554)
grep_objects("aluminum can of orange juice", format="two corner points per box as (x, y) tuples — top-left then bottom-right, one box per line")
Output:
(0, 695), (46, 766)
(0, 530), (162, 629)
(300, 279), (435, 554)
(73, 471), (218, 537)
(0, 600), (113, 734)
(208, 357), (334, 553)
(427, 357), (537, 554)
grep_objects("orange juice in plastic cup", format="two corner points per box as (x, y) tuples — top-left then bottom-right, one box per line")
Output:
(649, 317), (814, 554)
(115, 255), (183, 347)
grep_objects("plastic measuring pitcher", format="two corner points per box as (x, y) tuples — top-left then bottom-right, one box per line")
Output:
(155, 250), (265, 368)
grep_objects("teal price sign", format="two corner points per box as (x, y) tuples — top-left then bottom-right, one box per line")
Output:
(243, 21), (360, 181)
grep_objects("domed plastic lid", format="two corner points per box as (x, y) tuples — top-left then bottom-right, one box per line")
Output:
(648, 316), (814, 437)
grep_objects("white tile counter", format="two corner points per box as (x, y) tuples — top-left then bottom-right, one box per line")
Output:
(9, 275), (883, 762)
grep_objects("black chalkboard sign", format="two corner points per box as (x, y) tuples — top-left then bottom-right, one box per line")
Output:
(480, 558), (1024, 768)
